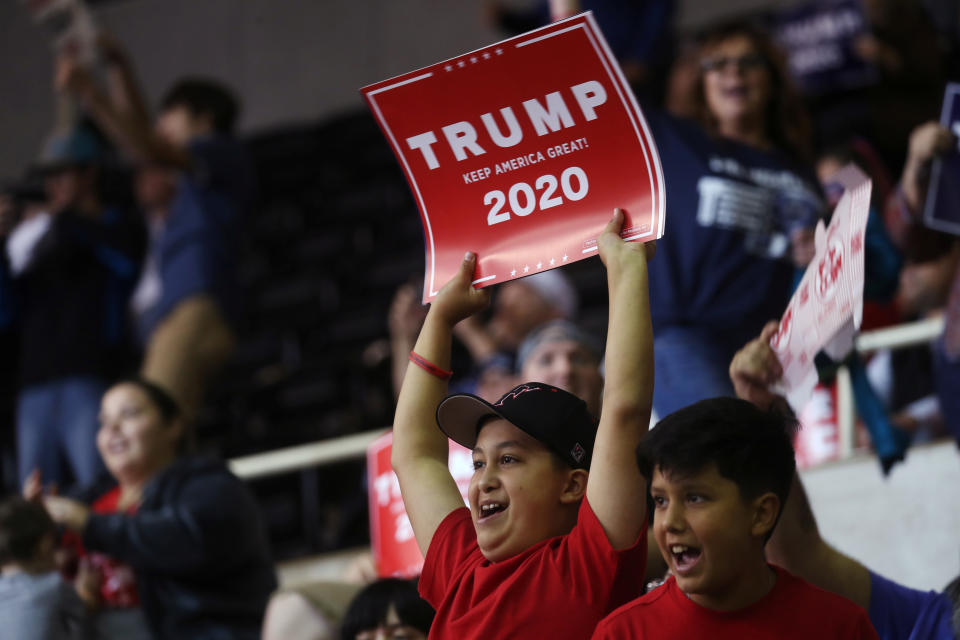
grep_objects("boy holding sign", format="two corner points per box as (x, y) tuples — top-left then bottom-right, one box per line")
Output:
(391, 210), (653, 638)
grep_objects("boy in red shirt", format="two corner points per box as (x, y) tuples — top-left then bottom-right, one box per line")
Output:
(391, 211), (654, 639)
(591, 396), (879, 639)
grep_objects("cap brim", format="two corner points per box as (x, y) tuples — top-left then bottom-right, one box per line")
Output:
(436, 393), (505, 450)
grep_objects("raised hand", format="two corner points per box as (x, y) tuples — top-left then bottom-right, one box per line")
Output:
(729, 321), (784, 411)
(902, 122), (958, 212)
(597, 208), (656, 272)
(430, 252), (491, 328)
(907, 121), (956, 167)
(54, 53), (96, 101)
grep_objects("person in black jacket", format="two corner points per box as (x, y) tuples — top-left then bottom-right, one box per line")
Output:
(1, 122), (146, 493)
(36, 378), (277, 640)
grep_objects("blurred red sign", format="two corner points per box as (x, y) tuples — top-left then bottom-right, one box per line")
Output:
(362, 12), (664, 302)
(367, 432), (474, 578)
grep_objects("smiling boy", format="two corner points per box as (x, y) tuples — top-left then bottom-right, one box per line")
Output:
(591, 397), (879, 639)
(391, 210), (654, 638)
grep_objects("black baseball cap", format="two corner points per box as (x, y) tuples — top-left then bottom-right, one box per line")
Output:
(436, 382), (597, 470)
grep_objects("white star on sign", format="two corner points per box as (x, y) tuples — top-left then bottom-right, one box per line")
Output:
(549, 258), (555, 266)
(523, 265), (530, 273)
(470, 56), (477, 63)
(562, 254), (569, 262)
(444, 65), (452, 71)
(510, 269), (517, 277)
(457, 60), (465, 67)
(482, 52), (491, 59)
(495, 48), (503, 55)
(536, 261), (543, 269)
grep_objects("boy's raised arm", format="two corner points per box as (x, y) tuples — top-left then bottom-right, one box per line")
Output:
(392, 253), (491, 556)
(729, 329), (871, 609)
(587, 210), (655, 550)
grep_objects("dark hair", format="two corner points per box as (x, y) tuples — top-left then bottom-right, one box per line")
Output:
(340, 578), (434, 640)
(637, 397), (797, 541)
(944, 574), (960, 636)
(692, 20), (813, 162)
(113, 377), (181, 424)
(0, 497), (56, 565)
(161, 78), (239, 134)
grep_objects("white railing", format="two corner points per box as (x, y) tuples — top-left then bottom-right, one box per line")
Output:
(229, 429), (383, 480)
(835, 315), (945, 456)
(228, 316), (947, 480)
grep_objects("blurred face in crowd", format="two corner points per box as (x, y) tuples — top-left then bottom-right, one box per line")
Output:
(97, 383), (181, 484)
(354, 605), (427, 640)
(470, 419), (583, 562)
(156, 105), (211, 149)
(44, 166), (95, 213)
(701, 35), (771, 135)
(651, 464), (777, 611)
(489, 282), (563, 352)
(521, 339), (602, 415)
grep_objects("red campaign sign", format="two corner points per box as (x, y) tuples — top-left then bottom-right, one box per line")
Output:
(366, 432), (474, 578)
(362, 12), (665, 301)
(771, 164), (871, 409)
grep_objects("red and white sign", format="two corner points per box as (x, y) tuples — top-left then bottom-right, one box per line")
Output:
(362, 12), (664, 302)
(366, 432), (474, 578)
(771, 165), (871, 408)
(794, 383), (841, 469)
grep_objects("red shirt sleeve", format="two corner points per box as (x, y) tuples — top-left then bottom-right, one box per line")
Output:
(562, 498), (648, 612)
(418, 507), (477, 609)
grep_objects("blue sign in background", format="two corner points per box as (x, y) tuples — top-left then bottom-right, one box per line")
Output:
(924, 83), (960, 236)
(774, 0), (878, 96)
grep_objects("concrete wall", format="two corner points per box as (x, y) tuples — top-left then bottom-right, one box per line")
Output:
(0, 0), (786, 180)
(803, 440), (960, 591)
(0, 0), (502, 178)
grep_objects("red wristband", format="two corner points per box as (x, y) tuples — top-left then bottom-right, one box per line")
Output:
(409, 351), (453, 381)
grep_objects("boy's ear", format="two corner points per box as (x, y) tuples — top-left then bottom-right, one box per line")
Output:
(559, 469), (589, 505)
(750, 492), (781, 539)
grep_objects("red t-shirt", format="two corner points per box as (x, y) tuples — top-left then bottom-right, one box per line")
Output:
(420, 498), (647, 640)
(61, 487), (139, 607)
(591, 565), (879, 639)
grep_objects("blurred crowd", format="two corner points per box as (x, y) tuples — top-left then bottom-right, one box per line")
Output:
(1, 0), (959, 638)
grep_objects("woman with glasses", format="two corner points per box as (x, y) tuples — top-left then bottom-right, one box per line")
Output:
(643, 20), (825, 418)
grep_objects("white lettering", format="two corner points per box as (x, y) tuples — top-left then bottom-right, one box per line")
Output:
(570, 80), (607, 121)
(523, 92), (575, 136)
(480, 107), (524, 148)
(463, 167), (492, 184)
(442, 121), (486, 161)
(406, 131), (441, 170)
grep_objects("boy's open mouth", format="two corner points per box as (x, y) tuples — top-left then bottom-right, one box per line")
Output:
(478, 502), (507, 520)
(670, 544), (702, 573)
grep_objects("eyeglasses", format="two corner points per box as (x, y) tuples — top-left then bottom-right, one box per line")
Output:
(700, 53), (766, 73)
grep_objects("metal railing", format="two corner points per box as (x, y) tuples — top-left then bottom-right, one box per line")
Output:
(228, 316), (947, 480)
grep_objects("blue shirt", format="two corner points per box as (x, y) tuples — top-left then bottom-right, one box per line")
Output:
(147, 135), (254, 332)
(869, 570), (955, 640)
(644, 110), (823, 345)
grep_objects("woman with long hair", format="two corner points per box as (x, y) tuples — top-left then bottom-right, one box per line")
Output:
(645, 20), (824, 417)
(36, 378), (277, 639)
